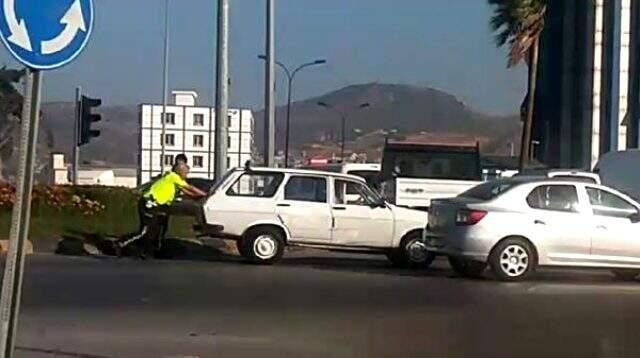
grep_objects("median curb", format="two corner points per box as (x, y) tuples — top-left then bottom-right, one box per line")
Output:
(0, 240), (34, 255)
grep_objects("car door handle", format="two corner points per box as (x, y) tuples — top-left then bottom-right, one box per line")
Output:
(276, 203), (291, 207)
(333, 206), (346, 211)
(596, 225), (607, 230)
(534, 220), (546, 225)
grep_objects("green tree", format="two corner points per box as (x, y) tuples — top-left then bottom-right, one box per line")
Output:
(488, 0), (546, 170)
(0, 66), (25, 180)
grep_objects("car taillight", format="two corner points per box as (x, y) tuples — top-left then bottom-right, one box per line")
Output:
(455, 209), (487, 226)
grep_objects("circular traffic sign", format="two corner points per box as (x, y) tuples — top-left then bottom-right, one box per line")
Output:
(0, 0), (94, 70)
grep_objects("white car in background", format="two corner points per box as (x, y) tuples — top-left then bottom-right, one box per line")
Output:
(426, 178), (640, 281)
(197, 167), (431, 267)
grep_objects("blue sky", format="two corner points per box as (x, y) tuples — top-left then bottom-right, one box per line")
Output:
(1, 0), (526, 115)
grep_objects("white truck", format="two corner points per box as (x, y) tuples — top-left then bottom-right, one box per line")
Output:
(380, 141), (483, 210)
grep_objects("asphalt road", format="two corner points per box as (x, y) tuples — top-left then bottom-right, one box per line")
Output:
(8, 251), (640, 358)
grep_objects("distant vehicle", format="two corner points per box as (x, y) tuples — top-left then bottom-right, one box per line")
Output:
(514, 169), (601, 184)
(426, 178), (640, 281)
(380, 141), (483, 210)
(594, 150), (640, 201)
(301, 162), (382, 191)
(196, 167), (431, 267)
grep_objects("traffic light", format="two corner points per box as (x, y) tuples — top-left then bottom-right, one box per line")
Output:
(79, 95), (101, 146)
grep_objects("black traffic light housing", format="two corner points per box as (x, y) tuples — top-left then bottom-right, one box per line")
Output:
(78, 95), (101, 146)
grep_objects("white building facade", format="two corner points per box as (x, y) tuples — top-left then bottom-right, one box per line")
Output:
(139, 91), (254, 184)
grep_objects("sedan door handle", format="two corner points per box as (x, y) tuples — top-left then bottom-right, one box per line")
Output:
(276, 203), (291, 207)
(333, 206), (346, 211)
(534, 220), (546, 225)
(596, 225), (607, 230)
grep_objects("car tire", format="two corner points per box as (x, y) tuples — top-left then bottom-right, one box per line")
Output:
(612, 269), (640, 281)
(387, 231), (435, 269)
(240, 227), (285, 265)
(448, 256), (486, 278)
(489, 238), (536, 282)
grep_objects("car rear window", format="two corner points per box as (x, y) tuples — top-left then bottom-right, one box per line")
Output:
(459, 181), (517, 201)
(226, 172), (284, 198)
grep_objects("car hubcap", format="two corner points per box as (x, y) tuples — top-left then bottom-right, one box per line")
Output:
(499, 245), (529, 277)
(407, 239), (428, 263)
(254, 235), (277, 259)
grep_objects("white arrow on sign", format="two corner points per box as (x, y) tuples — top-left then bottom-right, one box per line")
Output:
(41, 0), (86, 55)
(3, 0), (32, 51)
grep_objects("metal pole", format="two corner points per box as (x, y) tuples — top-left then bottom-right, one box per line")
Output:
(341, 115), (346, 161)
(214, 0), (229, 181)
(160, 0), (170, 173)
(263, 0), (275, 167)
(0, 69), (43, 358)
(284, 76), (292, 168)
(73, 86), (81, 185)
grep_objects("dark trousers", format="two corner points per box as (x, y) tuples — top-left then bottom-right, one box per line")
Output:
(120, 197), (169, 255)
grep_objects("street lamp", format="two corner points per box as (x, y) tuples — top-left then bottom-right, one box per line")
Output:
(258, 55), (326, 167)
(317, 102), (370, 161)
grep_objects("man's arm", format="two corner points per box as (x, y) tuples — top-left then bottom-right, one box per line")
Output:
(183, 185), (207, 198)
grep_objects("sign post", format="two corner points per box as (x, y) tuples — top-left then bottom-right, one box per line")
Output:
(0, 69), (41, 358)
(0, 1), (94, 356)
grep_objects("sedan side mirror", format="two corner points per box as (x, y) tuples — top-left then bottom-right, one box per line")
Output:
(629, 213), (640, 223)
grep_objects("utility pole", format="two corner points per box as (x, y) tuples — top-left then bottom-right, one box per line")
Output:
(160, 0), (170, 173)
(73, 86), (81, 185)
(263, 0), (275, 167)
(214, 0), (229, 181)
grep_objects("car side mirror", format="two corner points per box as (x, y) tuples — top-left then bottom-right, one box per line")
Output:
(629, 213), (640, 223)
(370, 199), (387, 209)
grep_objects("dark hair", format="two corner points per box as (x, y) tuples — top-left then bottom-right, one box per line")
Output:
(175, 154), (188, 164)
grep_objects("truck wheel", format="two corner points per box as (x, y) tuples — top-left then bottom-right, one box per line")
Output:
(387, 231), (435, 269)
(448, 256), (486, 278)
(240, 227), (285, 265)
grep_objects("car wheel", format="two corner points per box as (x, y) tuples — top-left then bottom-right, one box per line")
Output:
(612, 269), (640, 281)
(489, 238), (536, 282)
(387, 232), (435, 269)
(448, 256), (486, 278)
(240, 227), (285, 265)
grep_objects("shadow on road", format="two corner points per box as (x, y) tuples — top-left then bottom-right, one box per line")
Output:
(17, 346), (111, 358)
(279, 255), (454, 278)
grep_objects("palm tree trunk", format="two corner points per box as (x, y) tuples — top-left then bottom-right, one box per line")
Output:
(519, 37), (540, 171)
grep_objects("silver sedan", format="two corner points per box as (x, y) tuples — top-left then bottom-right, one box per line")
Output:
(425, 178), (640, 281)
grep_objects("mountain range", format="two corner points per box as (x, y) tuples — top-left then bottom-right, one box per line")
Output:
(38, 83), (521, 167)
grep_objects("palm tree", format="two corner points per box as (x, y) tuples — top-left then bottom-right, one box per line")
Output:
(488, 0), (546, 170)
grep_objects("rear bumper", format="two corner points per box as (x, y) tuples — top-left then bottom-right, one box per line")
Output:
(424, 230), (493, 262)
(193, 223), (225, 237)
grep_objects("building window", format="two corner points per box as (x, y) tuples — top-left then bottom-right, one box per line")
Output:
(164, 134), (175, 146)
(193, 113), (204, 126)
(163, 112), (175, 125)
(228, 136), (231, 148)
(163, 154), (174, 166)
(227, 157), (231, 168)
(193, 156), (204, 168)
(193, 135), (204, 148)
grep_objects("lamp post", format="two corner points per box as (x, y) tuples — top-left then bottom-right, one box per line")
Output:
(258, 56), (326, 167)
(317, 102), (370, 161)
(160, 0), (170, 173)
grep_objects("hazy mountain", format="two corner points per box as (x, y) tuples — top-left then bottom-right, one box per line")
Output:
(254, 83), (520, 151)
(41, 102), (139, 166)
(39, 83), (520, 166)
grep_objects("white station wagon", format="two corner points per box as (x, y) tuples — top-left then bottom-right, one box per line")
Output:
(197, 167), (431, 266)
